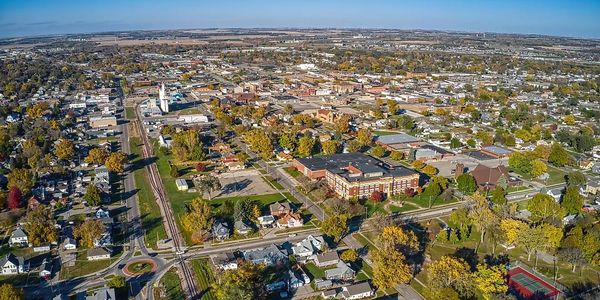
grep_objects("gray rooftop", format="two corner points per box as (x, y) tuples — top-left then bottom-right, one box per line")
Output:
(375, 133), (421, 145)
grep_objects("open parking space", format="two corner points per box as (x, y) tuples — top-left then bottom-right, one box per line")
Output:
(214, 169), (277, 198)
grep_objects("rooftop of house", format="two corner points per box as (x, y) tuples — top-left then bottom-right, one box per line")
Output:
(375, 133), (421, 145)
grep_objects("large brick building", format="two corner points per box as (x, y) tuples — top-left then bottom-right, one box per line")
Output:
(292, 153), (420, 199)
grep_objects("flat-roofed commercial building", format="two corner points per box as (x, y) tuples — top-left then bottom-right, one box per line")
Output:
(292, 153), (420, 199)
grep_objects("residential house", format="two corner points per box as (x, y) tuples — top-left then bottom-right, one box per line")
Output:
(325, 261), (355, 281)
(269, 201), (291, 217)
(175, 179), (189, 191)
(39, 258), (52, 279)
(257, 215), (276, 228)
(87, 247), (111, 261)
(210, 252), (238, 270)
(315, 251), (340, 268)
(95, 208), (110, 219)
(63, 238), (77, 250)
(288, 269), (308, 289)
(213, 220), (230, 241)
(85, 287), (116, 300)
(292, 235), (325, 258)
(277, 212), (304, 228)
(234, 220), (253, 235)
(242, 244), (288, 267)
(587, 179), (599, 195)
(341, 282), (374, 300)
(0, 254), (29, 275)
(9, 227), (29, 247)
(316, 279), (334, 291)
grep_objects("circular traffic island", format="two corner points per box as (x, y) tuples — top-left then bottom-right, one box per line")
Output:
(124, 260), (157, 276)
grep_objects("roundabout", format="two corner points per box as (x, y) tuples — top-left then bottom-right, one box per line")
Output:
(123, 259), (158, 276)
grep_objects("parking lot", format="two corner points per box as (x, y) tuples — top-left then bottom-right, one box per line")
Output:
(214, 169), (277, 198)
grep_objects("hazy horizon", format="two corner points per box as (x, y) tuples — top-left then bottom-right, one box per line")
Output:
(1, 0), (599, 39)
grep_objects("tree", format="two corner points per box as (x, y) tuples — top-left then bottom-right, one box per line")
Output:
(558, 247), (587, 272)
(450, 138), (462, 149)
(566, 171), (586, 187)
(74, 219), (105, 248)
(370, 191), (383, 203)
(83, 184), (102, 207)
(563, 114), (576, 125)
(500, 219), (526, 247)
(8, 168), (35, 195)
(468, 194), (497, 249)
(346, 140), (362, 152)
(297, 136), (316, 157)
(490, 186), (507, 206)
(23, 205), (58, 246)
(548, 143), (570, 167)
(197, 177), (222, 201)
(427, 256), (473, 297)
(508, 152), (532, 175)
(540, 223), (563, 250)
(371, 145), (386, 157)
(378, 225), (419, 255)
(456, 174), (477, 195)
(55, 139), (75, 160)
(530, 160), (547, 178)
(7, 186), (22, 210)
(527, 193), (564, 223)
(340, 249), (359, 262)
(372, 249), (412, 290)
(357, 128), (373, 145)
(212, 261), (265, 300)
(278, 132), (296, 151)
(181, 198), (213, 239)
(411, 160), (426, 170)
(518, 225), (547, 261)
(85, 148), (108, 165)
(321, 214), (348, 243)
(473, 264), (508, 299)
(449, 207), (470, 235)
(422, 165), (438, 176)
(105, 151), (127, 173)
(390, 151), (404, 161)
(244, 129), (273, 160)
(334, 115), (351, 134)
(0, 284), (24, 300)
(170, 164), (179, 177)
(321, 140), (339, 155)
(108, 275), (126, 288)
(234, 199), (259, 222)
(562, 186), (583, 215)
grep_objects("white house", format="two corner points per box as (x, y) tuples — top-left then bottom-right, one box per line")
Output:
(87, 248), (111, 261)
(0, 254), (29, 275)
(63, 238), (77, 250)
(9, 227), (29, 247)
(257, 215), (275, 228)
(96, 208), (110, 219)
(175, 179), (189, 191)
(292, 235), (325, 258)
(341, 282), (374, 300)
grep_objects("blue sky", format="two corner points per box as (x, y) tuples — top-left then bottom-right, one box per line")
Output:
(1, 0), (599, 38)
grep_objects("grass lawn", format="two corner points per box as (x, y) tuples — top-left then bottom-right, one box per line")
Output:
(130, 137), (167, 249)
(304, 262), (329, 280)
(506, 185), (531, 193)
(125, 107), (135, 120)
(60, 250), (120, 280)
(263, 176), (284, 190)
(408, 194), (458, 208)
(189, 258), (217, 300)
(365, 201), (387, 217)
(155, 267), (185, 300)
(388, 202), (419, 213)
(352, 233), (377, 251)
(283, 167), (302, 178)
(540, 165), (568, 185)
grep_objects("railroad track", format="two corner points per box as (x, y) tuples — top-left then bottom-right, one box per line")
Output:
(134, 108), (199, 299)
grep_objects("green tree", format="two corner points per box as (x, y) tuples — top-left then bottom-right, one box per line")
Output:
(456, 174), (477, 195)
(83, 184), (102, 207)
(566, 171), (586, 187)
(85, 148), (108, 165)
(530, 160), (547, 178)
(212, 261), (264, 300)
(548, 143), (570, 167)
(321, 140), (339, 155)
(427, 256), (473, 297)
(527, 193), (564, 223)
(278, 132), (296, 151)
(340, 249), (359, 262)
(55, 139), (75, 160)
(372, 249), (412, 290)
(8, 168), (36, 195)
(24, 205), (58, 246)
(0, 284), (24, 300)
(371, 145), (386, 157)
(105, 151), (127, 173)
(197, 177), (222, 201)
(468, 194), (498, 250)
(450, 138), (462, 149)
(346, 140), (362, 152)
(74, 219), (105, 248)
(357, 128), (373, 145)
(181, 198), (213, 238)
(561, 186), (583, 215)
(473, 264), (508, 299)
(297, 136), (316, 157)
(321, 214), (348, 243)
(490, 186), (507, 205)
(390, 151), (404, 161)
(108, 275), (126, 288)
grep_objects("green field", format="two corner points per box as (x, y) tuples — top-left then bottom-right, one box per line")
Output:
(60, 250), (120, 279)
(189, 259), (217, 300)
(130, 137), (167, 249)
(283, 167), (302, 178)
(125, 107), (135, 120)
(388, 202), (419, 213)
(156, 268), (185, 300)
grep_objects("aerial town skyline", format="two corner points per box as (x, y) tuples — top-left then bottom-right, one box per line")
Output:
(1, 0), (600, 38)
